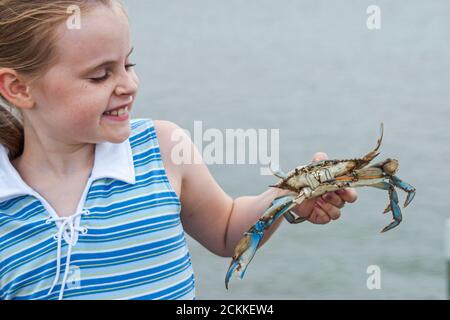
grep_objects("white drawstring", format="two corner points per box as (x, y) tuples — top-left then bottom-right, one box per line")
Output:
(47, 209), (89, 300)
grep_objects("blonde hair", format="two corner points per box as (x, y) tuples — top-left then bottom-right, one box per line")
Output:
(0, 0), (126, 160)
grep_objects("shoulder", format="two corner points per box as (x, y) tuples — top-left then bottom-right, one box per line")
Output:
(130, 118), (193, 169)
(153, 120), (188, 197)
(128, 119), (184, 148)
(152, 119), (192, 163)
(153, 120), (182, 140)
(130, 119), (183, 142)
(130, 119), (187, 196)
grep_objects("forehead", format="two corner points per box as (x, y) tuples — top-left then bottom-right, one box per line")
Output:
(54, 5), (130, 67)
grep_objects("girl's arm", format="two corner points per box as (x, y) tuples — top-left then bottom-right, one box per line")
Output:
(155, 120), (356, 257)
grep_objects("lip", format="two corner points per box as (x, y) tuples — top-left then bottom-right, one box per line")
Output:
(104, 103), (132, 113)
(102, 102), (132, 122)
(102, 112), (130, 122)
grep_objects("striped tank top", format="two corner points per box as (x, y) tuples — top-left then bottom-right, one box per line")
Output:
(0, 119), (195, 300)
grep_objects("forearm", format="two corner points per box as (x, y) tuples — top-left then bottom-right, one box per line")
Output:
(223, 187), (292, 257)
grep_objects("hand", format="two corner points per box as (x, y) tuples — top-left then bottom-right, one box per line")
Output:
(290, 152), (358, 224)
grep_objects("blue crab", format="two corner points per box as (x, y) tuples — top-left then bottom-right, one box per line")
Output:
(225, 123), (416, 289)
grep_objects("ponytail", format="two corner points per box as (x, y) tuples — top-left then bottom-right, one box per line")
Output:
(0, 96), (24, 160)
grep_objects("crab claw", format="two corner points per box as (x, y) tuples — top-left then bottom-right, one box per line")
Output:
(225, 195), (296, 289)
(390, 176), (416, 208)
(225, 230), (264, 290)
(381, 185), (402, 233)
(404, 191), (416, 208)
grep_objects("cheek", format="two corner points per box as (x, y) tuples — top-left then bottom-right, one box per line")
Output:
(66, 102), (102, 127)
(66, 85), (108, 121)
(34, 73), (109, 132)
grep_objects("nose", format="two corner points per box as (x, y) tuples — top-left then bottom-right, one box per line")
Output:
(115, 69), (139, 96)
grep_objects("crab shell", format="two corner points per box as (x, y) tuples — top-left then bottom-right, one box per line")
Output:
(272, 159), (358, 192)
(272, 158), (400, 194)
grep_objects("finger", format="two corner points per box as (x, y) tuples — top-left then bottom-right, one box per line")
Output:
(317, 198), (341, 221)
(312, 152), (328, 163)
(322, 192), (345, 209)
(311, 203), (332, 224)
(336, 188), (358, 203)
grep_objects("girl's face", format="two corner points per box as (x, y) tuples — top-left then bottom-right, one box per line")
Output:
(26, 4), (139, 145)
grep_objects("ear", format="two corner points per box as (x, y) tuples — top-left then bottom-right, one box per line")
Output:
(0, 68), (35, 110)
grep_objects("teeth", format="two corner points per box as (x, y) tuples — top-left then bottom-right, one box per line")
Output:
(104, 107), (129, 116)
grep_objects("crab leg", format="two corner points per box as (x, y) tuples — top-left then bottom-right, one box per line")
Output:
(378, 183), (402, 233)
(269, 161), (288, 179)
(225, 194), (297, 289)
(366, 182), (393, 214)
(284, 210), (308, 224)
(357, 123), (384, 168)
(343, 179), (401, 232)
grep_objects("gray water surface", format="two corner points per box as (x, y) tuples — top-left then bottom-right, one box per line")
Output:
(123, 0), (450, 299)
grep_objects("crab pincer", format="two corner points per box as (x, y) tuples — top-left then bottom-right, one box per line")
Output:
(225, 195), (297, 289)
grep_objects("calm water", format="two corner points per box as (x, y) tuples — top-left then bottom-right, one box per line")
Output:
(122, 0), (450, 299)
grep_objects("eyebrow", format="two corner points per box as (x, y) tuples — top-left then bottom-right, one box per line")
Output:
(84, 47), (134, 73)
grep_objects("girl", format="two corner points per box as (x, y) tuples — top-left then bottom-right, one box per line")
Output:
(0, 0), (356, 300)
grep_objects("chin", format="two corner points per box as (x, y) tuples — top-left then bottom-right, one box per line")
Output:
(108, 135), (131, 144)
(106, 128), (131, 144)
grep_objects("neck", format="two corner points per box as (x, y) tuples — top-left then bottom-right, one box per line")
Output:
(13, 120), (95, 179)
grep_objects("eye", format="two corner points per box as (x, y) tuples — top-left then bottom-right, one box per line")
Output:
(90, 72), (110, 83)
(89, 64), (136, 83)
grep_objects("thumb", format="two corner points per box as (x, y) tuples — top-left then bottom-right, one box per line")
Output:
(312, 152), (328, 163)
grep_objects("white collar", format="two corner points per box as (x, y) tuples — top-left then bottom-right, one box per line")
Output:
(0, 139), (136, 203)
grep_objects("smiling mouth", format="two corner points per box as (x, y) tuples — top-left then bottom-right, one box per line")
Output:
(103, 106), (130, 116)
